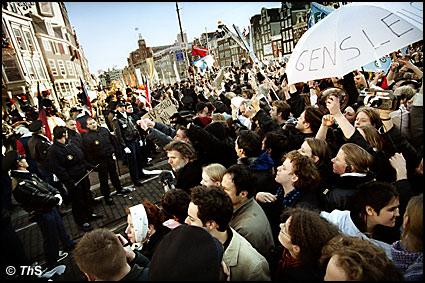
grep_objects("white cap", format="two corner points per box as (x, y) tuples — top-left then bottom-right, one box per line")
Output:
(129, 204), (149, 243)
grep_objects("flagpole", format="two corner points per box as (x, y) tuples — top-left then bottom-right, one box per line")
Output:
(175, 2), (190, 81)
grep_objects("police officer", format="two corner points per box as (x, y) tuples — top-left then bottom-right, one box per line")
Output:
(47, 126), (100, 231)
(112, 102), (147, 186)
(82, 117), (130, 205)
(10, 151), (75, 273)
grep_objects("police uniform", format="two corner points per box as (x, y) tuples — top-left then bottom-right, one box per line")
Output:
(46, 140), (93, 227)
(11, 170), (74, 269)
(112, 109), (147, 185)
(82, 126), (124, 200)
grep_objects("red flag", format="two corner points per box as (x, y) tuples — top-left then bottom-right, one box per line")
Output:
(79, 78), (92, 116)
(36, 82), (52, 141)
(145, 80), (152, 111)
(192, 46), (208, 57)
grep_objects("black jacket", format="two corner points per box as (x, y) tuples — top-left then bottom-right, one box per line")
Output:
(82, 126), (116, 162)
(321, 173), (376, 212)
(67, 129), (83, 150)
(120, 264), (149, 281)
(175, 160), (202, 194)
(11, 171), (59, 215)
(46, 140), (89, 190)
(186, 123), (237, 167)
(112, 112), (141, 147)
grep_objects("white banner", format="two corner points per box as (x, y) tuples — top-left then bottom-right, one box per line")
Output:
(286, 2), (423, 85)
(141, 98), (177, 125)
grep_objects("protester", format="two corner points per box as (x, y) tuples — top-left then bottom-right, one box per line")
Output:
(74, 228), (149, 281)
(321, 235), (403, 281)
(186, 185), (271, 281)
(148, 225), (224, 281)
(200, 163), (226, 187)
(123, 201), (170, 260)
(163, 140), (202, 193)
(321, 181), (400, 259)
(221, 164), (275, 259)
(273, 207), (340, 281)
(160, 188), (190, 229)
(391, 194), (423, 281)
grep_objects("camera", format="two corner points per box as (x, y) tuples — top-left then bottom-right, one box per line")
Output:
(361, 90), (399, 111)
(159, 170), (176, 192)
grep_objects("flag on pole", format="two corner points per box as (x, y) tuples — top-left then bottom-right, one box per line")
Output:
(36, 82), (52, 141)
(173, 61), (181, 82)
(191, 46), (208, 57)
(308, 2), (335, 28)
(145, 79), (152, 111)
(193, 55), (215, 75)
(79, 77), (92, 116)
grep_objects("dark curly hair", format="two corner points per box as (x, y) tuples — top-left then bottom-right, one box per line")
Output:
(283, 150), (320, 191)
(281, 207), (340, 267)
(190, 185), (233, 232)
(161, 189), (190, 224)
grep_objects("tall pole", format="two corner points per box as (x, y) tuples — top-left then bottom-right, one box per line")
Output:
(175, 2), (190, 80)
(176, 2), (184, 48)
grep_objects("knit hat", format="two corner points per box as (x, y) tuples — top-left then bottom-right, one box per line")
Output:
(128, 204), (149, 243)
(149, 225), (224, 281)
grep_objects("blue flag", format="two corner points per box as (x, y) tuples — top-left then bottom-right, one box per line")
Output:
(362, 56), (393, 74)
(308, 2), (335, 29)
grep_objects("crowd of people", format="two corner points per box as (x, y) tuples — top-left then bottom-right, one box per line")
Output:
(1, 40), (423, 280)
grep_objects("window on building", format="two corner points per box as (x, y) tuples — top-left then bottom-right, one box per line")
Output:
(3, 57), (24, 82)
(57, 60), (66, 76)
(48, 59), (58, 76)
(42, 38), (51, 51)
(271, 22), (280, 37)
(23, 30), (35, 51)
(66, 61), (74, 75)
(12, 28), (27, 50)
(45, 20), (54, 37)
(51, 41), (58, 54)
(63, 44), (69, 55)
(24, 60), (36, 79)
(33, 60), (46, 80)
(57, 42), (65, 54)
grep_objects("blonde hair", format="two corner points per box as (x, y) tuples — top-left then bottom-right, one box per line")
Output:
(340, 143), (373, 173)
(202, 163), (226, 183)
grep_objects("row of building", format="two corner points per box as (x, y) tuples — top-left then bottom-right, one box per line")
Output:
(116, 2), (342, 88)
(2, 2), (342, 112)
(2, 2), (96, 113)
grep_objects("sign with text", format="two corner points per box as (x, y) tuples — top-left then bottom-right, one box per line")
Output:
(141, 98), (177, 125)
(176, 50), (184, 62)
(287, 2), (423, 85)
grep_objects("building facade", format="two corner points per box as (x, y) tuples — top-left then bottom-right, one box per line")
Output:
(2, 2), (94, 110)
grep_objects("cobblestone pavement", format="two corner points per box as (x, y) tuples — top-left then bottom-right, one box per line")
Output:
(8, 152), (170, 281)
